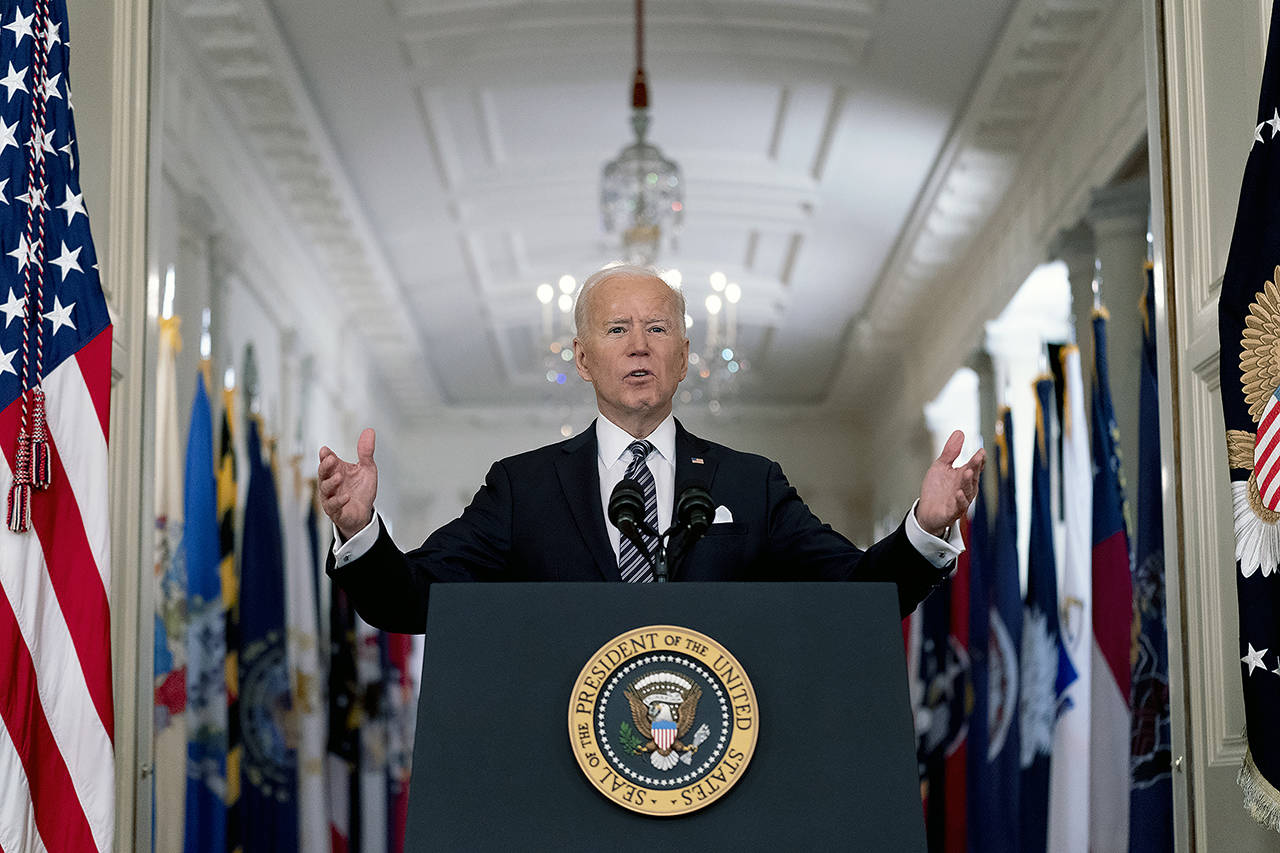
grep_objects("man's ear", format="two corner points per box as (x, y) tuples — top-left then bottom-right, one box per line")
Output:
(679, 337), (689, 381)
(573, 338), (592, 382)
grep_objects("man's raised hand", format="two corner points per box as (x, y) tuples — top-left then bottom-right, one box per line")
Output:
(916, 429), (985, 538)
(318, 427), (378, 541)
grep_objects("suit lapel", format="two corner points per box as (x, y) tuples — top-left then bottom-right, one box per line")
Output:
(555, 421), (619, 581)
(675, 419), (718, 492)
(669, 421), (719, 580)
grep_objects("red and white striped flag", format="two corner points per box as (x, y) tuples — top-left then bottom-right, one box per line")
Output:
(1254, 387), (1280, 510)
(0, 0), (115, 850)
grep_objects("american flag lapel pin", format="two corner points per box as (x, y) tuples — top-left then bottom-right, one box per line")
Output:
(691, 457), (704, 464)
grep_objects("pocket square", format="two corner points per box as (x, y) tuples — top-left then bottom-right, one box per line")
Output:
(713, 505), (733, 524)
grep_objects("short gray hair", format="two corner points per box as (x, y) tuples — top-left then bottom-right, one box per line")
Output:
(573, 263), (687, 339)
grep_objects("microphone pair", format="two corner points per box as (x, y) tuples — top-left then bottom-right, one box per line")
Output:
(608, 480), (715, 582)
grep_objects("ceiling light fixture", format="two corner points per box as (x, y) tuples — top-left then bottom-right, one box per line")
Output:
(600, 0), (683, 265)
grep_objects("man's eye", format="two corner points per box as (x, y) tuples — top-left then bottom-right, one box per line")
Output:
(649, 325), (666, 334)
(608, 326), (624, 334)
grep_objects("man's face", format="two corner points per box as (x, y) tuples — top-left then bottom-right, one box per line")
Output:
(573, 273), (689, 435)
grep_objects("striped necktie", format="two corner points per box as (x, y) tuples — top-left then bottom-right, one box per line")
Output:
(618, 440), (659, 583)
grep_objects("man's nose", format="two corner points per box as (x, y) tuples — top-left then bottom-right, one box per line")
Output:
(626, 328), (649, 353)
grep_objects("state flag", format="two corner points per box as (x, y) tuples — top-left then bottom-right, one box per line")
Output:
(238, 417), (298, 851)
(1048, 344), (1092, 853)
(1020, 375), (1075, 853)
(1089, 306), (1134, 849)
(984, 408), (1023, 853)
(184, 366), (228, 853)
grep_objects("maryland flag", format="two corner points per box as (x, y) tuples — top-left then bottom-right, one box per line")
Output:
(1219, 0), (1280, 832)
(219, 386), (243, 852)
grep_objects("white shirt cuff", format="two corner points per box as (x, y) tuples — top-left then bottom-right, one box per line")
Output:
(332, 512), (381, 568)
(905, 499), (964, 568)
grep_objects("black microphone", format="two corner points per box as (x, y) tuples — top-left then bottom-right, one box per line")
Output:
(608, 478), (653, 555)
(665, 483), (714, 581)
(675, 482), (715, 541)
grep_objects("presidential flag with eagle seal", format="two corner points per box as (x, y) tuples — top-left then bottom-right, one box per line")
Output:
(1219, 0), (1280, 832)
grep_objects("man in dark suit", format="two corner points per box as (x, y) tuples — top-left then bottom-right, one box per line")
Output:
(320, 265), (984, 633)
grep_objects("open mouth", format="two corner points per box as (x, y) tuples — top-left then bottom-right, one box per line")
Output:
(626, 369), (653, 379)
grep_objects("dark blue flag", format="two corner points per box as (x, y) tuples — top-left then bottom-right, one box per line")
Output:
(1130, 266), (1174, 849)
(183, 369), (227, 853)
(1020, 377), (1076, 853)
(306, 481), (323, 644)
(327, 577), (361, 850)
(238, 417), (298, 851)
(914, 561), (952, 852)
(966, 471), (991, 853)
(1218, 0), (1280, 830)
(984, 408), (1022, 853)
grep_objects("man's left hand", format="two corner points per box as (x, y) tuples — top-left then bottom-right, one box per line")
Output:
(917, 430), (985, 538)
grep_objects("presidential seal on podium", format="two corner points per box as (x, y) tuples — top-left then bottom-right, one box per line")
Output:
(568, 625), (758, 816)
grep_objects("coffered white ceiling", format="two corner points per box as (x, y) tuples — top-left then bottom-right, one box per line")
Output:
(167, 0), (1127, 423)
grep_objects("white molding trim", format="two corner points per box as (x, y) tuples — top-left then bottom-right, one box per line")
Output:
(168, 0), (446, 413)
(835, 0), (1148, 434)
(100, 0), (152, 850)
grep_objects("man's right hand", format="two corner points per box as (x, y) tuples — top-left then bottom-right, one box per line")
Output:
(318, 427), (378, 542)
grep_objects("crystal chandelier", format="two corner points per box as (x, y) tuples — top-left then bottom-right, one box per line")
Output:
(600, 0), (683, 265)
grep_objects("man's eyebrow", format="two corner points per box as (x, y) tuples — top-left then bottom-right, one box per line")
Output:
(600, 315), (673, 327)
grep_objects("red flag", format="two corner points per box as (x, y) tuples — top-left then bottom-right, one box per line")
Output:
(944, 515), (971, 853)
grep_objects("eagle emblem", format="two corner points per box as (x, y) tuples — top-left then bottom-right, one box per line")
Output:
(622, 672), (710, 771)
(1228, 267), (1280, 576)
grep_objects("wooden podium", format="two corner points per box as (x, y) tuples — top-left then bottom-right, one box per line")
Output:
(404, 582), (926, 851)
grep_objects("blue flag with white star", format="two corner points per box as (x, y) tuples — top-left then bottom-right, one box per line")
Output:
(1218, 0), (1280, 832)
(1019, 376), (1075, 853)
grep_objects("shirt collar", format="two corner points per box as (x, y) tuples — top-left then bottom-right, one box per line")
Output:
(596, 411), (676, 470)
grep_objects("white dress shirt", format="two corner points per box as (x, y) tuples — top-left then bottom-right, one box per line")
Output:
(595, 412), (677, 562)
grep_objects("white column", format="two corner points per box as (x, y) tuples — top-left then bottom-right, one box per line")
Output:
(969, 348), (997, 520)
(1051, 220), (1099, 420)
(1086, 177), (1150, 515)
(65, 0), (153, 849)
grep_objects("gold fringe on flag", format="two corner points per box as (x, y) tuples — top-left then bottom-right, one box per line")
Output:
(1239, 747), (1280, 832)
